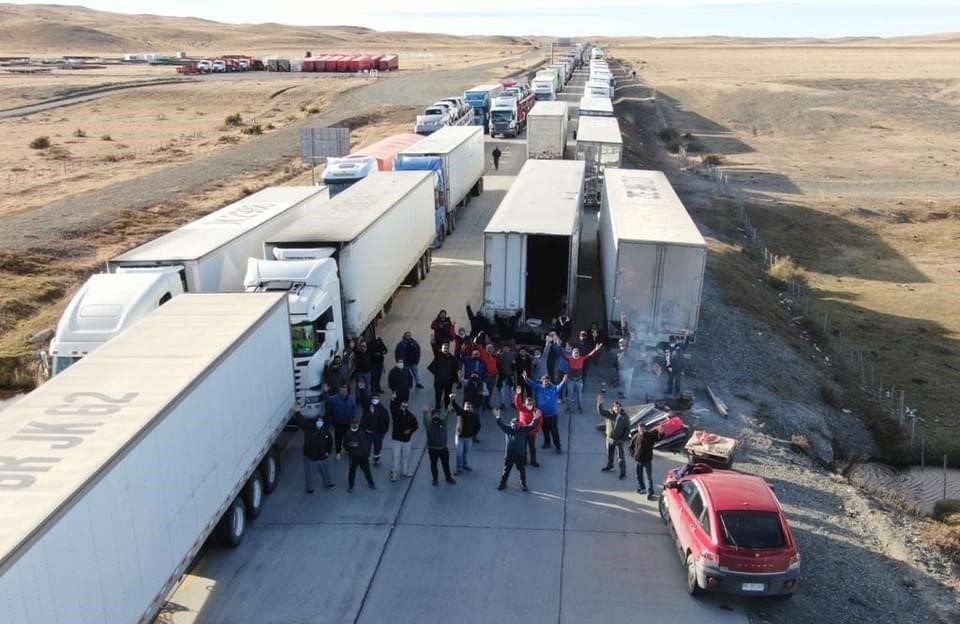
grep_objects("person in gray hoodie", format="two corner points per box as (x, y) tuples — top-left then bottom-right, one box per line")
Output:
(494, 407), (540, 491)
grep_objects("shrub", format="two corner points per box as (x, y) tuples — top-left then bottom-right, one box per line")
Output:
(933, 499), (960, 522)
(766, 255), (805, 289)
(241, 124), (263, 136)
(100, 133), (112, 141)
(29, 136), (51, 149)
(100, 152), (135, 163)
(45, 146), (72, 160)
(702, 153), (724, 166)
(922, 519), (960, 563)
(657, 127), (681, 153)
(790, 433), (811, 454)
(218, 135), (240, 144)
(307, 107), (320, 114)
(224, 113), (243, 127)
(72, 129), (86, 138)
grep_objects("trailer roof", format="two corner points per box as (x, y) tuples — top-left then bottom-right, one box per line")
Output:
(111, 186), (325, 263)
(578, 96), (613, 114)
(529, 101), (568, 117)
(485, 160), (585, 236)
(576, 116), (622, 145)
(397, 125), (482, 156)
(603, 169), (706, 247)
(0, 292), (288, 572)
(268, 170), (433, 244)
(465, 84), (501, 93)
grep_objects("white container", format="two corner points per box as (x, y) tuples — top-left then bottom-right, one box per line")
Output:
(483, 160), (585, 321)
(576, 115), (623, 169)
(108, 186), (328, 292)
(578, 96), (614, 117)
(396, 125), (485, 224)
(0, 293), (294, 624)
(264, 171), (436, 340)
(599, 169), (707, 342)
(527, 101), (569, 160)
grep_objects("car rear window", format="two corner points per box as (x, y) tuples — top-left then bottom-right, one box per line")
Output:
(718, 511), (785, 549)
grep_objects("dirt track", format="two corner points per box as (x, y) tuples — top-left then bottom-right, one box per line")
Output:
(1, 50), (544, 253)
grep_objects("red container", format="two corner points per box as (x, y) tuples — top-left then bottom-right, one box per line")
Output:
(368, 54), (384, 69)
(379, 54), (399, 71)
(347, 55), (362, 72)
(303, 59), (316, 72)
(337, 55), (352, 72)
(314, 57), (327, 72)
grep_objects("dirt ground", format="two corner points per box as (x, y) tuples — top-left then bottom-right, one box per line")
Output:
(613, 43), (960, 463)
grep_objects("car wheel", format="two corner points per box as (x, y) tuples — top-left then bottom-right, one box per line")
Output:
(216, 498), (247, 548)
(685, 553), (702, 596)
(259, 450), (280, 493)
(243, 471), (265, 519)
(658, 495), (669, 524)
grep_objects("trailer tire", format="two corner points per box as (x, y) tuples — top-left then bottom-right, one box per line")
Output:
(243, 471), (265, 519)
(216, 498), (247, 548)
(424, 249), (433, 273)
(259, 449), (280, 493)
(471, 177), (483, 197)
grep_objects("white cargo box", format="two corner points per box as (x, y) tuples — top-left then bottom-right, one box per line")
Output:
(483, 160), (585, 321)
(527, 101), (569, 160)
(599, 169), (706, 341)
(578, 96), (614, 117)
(0, 293), (294, 624)
(576, 115), (623, 169)
(396, 125), (485, 218)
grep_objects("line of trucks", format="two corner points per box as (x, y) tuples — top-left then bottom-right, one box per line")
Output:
(178, 53), (399, 75)
(532, 43), (588, 101)
(4, 42), (707, 624)
(417, 80), (535, 138)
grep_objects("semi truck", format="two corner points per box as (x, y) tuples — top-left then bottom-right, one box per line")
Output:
(489, 89), (535, 138)
(322, 133), (423, 196)
(0, 292), (294, 624)
(586, 79), (614, 98)
(43, 186), (327, 378)
(394, 125), (485, 238)
(527, 101), (569, 160)
(463, 83), (503, 132)
(537, 67), (563, 94)
(576, 115), (623, 207)
(250, 172), (436, 413)
(599, 169), (706, 343)
(531, 75), (556, 101)
(482, 159), (585, 325)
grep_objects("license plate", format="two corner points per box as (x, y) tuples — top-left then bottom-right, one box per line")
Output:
(741, 583), (765, 592)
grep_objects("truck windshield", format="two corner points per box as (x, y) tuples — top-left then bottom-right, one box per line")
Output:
(326, 179), (357, 197)
(52, 355), (81, 376)
(491, 110), (513, 123)
(291, 323), (319, 357)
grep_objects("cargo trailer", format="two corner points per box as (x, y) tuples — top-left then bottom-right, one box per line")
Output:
(578, 95), (614, 117)
(527, 101), (569, 159)
(482, 160), (585, 324)
(599, 169), (706, 343)
(0, 292), (295, 624)
(576, 115), (623, 207)
(379, 54), (399, 71)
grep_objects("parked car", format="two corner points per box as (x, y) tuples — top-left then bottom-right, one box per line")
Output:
(659, 464), (801, 597)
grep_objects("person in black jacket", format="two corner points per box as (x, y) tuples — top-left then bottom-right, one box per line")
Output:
(465, 302), (490, 337)
(450, 395), (479, 474)
(343, 419), (376, 492)
(390, 397), (419, 481)
(394, 332), (424, 388)
(494, 408), (539, 491)
(352, 338), (373, 395)
(296, 408), (335, 493)
(428, 342), (461, 410)
(388, 358), (415, 403)
(360, 393), (390, 466)
(630, 426), (659, 499)
(370, 336), (388, 393)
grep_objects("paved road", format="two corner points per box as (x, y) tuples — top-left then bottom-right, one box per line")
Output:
(1, 50), (545, 253)
(156, 102), (748, 623)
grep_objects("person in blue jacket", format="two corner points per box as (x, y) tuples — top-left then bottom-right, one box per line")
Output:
(394, 331), (424, 389)
(523, 370), (568, 453)
(325, 384), (358, 459)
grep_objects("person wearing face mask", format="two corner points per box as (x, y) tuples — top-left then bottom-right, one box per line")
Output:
(360, 393), (391, 466)
(390, 396), (419, 481)
(388, 357), (415, 403)
(394, 331), (424, 389)
(494, 407), (540, 491)
(428, 342), (460, 410)
(295, 407), (335, 493)
(463, 349), (485, 380)
(422, 408), (456, 486)
(325, 384), (358, 460)
(343, 419), (376, 491)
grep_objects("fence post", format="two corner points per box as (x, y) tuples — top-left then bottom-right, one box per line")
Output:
(910, 412), (916, 451)
(898, 390), (905, 425)
(921, 434), (925, 469)
(945, 455), (949, 501)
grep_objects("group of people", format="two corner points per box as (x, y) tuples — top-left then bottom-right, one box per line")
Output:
(296, 304), (685, 494)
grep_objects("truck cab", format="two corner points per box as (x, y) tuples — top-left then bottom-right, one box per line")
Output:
(532, 77), (556, 101)
(322, 155), (381, 195)
(489, 96), (519, 137)
(244, 256), (344, 415)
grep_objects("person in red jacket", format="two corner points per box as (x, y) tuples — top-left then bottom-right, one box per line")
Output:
(561, 344), (603, 413)
(478, 343), (500, 411)
(515, 385), (543, 467)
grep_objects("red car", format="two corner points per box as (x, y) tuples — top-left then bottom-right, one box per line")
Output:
(659, 464), (800, 597)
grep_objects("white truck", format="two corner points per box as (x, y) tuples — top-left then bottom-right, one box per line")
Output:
(44, 186), (326, 377)
(394, 125), (485, 237)
(0, 292), (294, 624)
(586, 79), (614, 98)
(576, 115), (623, 207)
(322, 133), (424, 197)
(251, 171), (436, 411)
(482, 159), (585, 324)
(527, 101), (569, 160)
(578, 96), (614, 117)
(599, 169), (706, 343)
(531, 75), (556, 101)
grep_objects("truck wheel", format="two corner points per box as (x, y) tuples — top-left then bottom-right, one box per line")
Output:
(216, 498), (247, 548)
(243, 472), (265, 519)
(425, 249), (432, 272)
(470, 178), (482, 197)
(259, 449), (280, 493)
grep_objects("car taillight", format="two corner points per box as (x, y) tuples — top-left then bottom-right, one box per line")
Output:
(700, 551), (718, 564)
(788, 552), (801, 570)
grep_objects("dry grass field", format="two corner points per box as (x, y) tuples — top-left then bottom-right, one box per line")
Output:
(613, 42), (960, 461)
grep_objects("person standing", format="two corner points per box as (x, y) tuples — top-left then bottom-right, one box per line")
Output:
(497, 344), (517, 406)
(428, 342), (460, 410)
(423, 408), (457, 485)
(325, 384), (357, 460)
(395, 331), (424, 389)
(561, 344), (603, 413)
(450, 395), (479, 474)
(478, 343), (500, 411)
(295, 408), (335, 492)
(343, 419), (376, 491)
(429, 309), (457, 358)
(370, 335), (388, 393)
(390, 396), (419, 481)
(323, 354), (349, 391)
(523, 370), (567, 453)
(514, 385), (542, 467)
(494, 408), (539, 491)
(352, 338), (373, 395)
(597, 394), (630, 479)
(514, 347), (533, 399)
(360, 393), (390, 466)
(630, 425), (658, 499)
(388, 358), (415, 403)
(491, 146), (502, 171)
(465, 302), (491, 338)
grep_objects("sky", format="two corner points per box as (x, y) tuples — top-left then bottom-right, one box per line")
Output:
(7, 0), (960, 37)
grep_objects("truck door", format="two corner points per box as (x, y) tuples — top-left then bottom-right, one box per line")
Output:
(483, 233), (526, 313)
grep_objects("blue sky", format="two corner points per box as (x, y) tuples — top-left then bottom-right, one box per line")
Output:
(8, 0), (960, 37)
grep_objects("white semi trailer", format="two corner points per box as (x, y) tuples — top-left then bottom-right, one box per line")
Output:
(482, 159), (585, 324)
(0, 293), (294, 624)
(576, 115), (623, 207)
(250, 171), (436, 412)
(599, 169), (707, 343)
(527, 101), (569, 160)
(44, 186), (327, 377)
